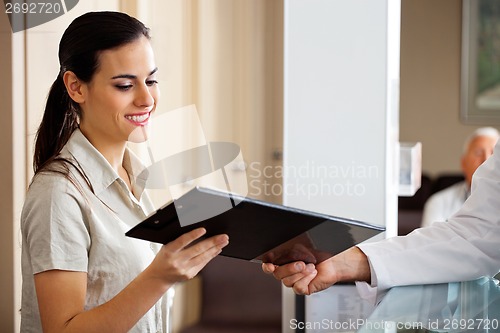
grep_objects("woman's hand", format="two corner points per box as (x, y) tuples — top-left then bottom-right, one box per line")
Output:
(148, 228), (229, 285)
(34, 228), (228, 333)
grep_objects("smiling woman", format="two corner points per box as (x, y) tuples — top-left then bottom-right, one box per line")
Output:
(21, 11), (228, 333)
(68, 36), (159, 153)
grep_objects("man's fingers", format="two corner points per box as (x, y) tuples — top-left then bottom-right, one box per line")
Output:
(280, 263), (316, 287)
(292, 270), (318, 295)
(270, 261), (307, 280)
(262, 263), (276, 274)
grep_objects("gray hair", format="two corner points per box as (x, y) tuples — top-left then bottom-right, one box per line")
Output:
(463, 127), (500, 153)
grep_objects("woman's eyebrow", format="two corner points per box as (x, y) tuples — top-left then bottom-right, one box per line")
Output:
(111, 67), (158, 80)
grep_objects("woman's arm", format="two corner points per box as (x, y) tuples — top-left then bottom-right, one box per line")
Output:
(35, 228), (228, 333)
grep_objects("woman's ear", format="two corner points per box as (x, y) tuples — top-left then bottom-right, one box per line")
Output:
(63, 71), (86, 104)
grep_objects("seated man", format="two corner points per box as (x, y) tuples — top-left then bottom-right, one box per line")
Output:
(421, 127), (499, 227)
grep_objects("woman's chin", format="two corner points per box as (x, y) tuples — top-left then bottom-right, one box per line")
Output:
(128, 125), (151, 143)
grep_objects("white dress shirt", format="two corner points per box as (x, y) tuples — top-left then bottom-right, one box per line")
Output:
(421, 181), (469, 228)
(357, 141), (500, 299)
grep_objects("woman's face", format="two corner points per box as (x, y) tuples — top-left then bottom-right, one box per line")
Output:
(78, 36), (160, 146)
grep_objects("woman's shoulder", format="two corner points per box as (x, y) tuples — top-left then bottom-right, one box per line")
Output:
(22, 166), (91, 233)
(26, 158), (91, 207)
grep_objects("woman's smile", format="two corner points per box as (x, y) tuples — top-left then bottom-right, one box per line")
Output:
(125, 112), (151, 126)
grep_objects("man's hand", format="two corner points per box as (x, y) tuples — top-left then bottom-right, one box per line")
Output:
(262, 246), (371, 295)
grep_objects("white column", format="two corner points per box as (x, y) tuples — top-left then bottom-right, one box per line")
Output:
(282, 0), (400, 331)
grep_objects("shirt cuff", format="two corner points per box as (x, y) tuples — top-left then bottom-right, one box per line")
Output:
(354, 244), (388, 305)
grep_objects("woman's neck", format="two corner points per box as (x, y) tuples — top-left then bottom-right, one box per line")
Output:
(79, 128), (129, 183)
(96, 141), (133, 191)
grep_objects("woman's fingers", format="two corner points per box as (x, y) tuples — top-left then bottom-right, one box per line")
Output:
(182, 237), (228, 275)
(165, 228), (208, 253)
(153, 230), (229, 284)
(185, 234), (229, 264)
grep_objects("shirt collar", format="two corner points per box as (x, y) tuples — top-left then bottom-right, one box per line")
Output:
(123, 147), (149, 199)
(61, 129), (149, 198)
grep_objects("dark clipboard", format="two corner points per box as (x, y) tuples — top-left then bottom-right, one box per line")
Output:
(126, 187), (384, 265)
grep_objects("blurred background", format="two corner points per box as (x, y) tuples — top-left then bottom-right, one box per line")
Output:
(2, 0), (500, 332)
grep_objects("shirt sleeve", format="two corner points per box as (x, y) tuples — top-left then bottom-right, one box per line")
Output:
(358, 141), (500, 295)
(22, 173), (91, 274)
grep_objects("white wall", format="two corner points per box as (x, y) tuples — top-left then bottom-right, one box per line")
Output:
(283, 0), (399, 230)
(400, 0), (500, 177)
(282, 0), (400, 331)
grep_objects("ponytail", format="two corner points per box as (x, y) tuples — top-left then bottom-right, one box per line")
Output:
(33, 73), (79, 174)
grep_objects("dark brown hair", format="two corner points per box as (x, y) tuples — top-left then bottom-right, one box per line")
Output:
(33, 11), (151, 174)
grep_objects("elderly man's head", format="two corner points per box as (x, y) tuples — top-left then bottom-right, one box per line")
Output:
(461, 127), (499, 187)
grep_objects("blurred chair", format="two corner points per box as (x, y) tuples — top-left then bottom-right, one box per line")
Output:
(431, 174), (465, 195)
(398, 174), (432, 235)
(397, 173), (465, 235)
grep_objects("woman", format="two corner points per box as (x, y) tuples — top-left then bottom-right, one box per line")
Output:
(21, 11), (228, 333)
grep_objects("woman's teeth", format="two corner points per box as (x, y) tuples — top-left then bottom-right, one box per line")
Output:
(126, 114), (149, 122)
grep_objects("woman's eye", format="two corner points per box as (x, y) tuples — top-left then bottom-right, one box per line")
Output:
(146, 80), (158, 86)
(116, 84), (133, 91)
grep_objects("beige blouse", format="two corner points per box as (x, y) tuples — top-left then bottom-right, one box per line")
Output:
(21, 129), (164, 333)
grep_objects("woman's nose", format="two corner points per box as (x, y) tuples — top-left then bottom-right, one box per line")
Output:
(135, 84), (155, 108)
